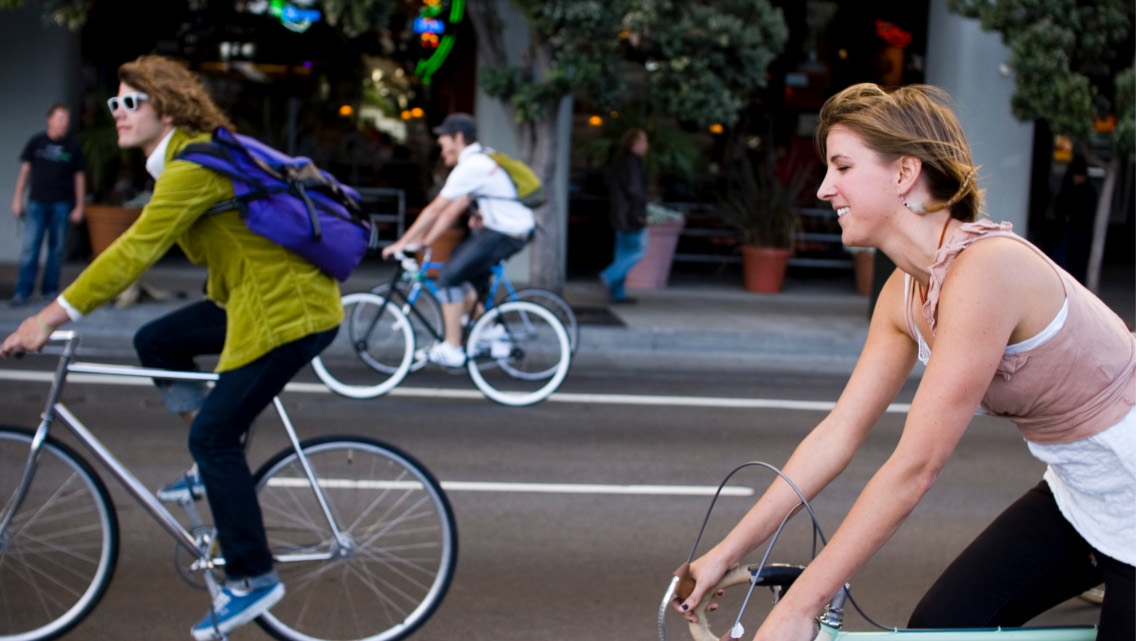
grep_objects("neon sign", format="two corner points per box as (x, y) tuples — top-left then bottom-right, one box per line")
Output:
(244, 0), (323, 34)
(874, 20), (912, 49)
(414, 0), (465, 84)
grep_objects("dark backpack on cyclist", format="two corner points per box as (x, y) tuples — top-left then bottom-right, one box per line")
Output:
(176, 127), (369, 281)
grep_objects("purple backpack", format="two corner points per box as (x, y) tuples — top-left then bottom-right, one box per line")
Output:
(177, 127), (369, 281)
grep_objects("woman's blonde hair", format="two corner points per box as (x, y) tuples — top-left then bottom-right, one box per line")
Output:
(815, 83), (983, 221)
(118, 55), (234, 134)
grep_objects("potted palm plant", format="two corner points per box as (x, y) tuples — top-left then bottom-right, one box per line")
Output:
(716, 152), (808, 293)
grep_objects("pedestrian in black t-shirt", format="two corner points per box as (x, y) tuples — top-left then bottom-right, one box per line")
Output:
(10, 103), (86, 306)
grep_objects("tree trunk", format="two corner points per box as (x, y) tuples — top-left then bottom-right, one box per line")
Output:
(467, 0), (566, 292)
(516, 114), (563, 292)
(1085, 156), (1119, 294)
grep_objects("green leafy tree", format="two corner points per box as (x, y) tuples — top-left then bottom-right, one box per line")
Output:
(948, 0), (1135, 292)
(468, 0), (787, 290)
(9, 0), (789, 290)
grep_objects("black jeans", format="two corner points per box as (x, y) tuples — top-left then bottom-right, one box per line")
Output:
(909, 481), (1135, 640)
(134, 301), (337, 580)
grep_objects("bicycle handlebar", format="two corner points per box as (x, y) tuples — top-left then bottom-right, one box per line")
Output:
(677, 564), (809, 641)
(388, 247), (431, 275)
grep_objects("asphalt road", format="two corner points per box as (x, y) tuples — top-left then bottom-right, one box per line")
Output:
(0, 357), (1100, 641)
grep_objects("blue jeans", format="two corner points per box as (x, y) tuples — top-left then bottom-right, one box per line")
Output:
(134, 301), (337, 580)
(16, 200), (71, 299)
(600, 228), (648, 300)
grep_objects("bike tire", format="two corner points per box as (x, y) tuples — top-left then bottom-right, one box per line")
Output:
(466, 300), (571, 406)
(509, 288), (579, 356)
(0, 428), (119, 641)
(253, 436), (457, 641)
(369, 282), (443, 372)
(311, 293), (415, 399)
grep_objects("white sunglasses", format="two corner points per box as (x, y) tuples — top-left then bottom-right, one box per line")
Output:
(106, 92), (149, 113)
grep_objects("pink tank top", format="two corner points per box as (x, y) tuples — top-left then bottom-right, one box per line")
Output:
(906, 220), (1135, 445)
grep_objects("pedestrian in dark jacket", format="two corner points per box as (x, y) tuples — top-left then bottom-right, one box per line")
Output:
(600, 128), (648, 303)
(1050, 154), (1097, 285)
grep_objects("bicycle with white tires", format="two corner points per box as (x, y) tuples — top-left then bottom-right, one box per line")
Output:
(366, 252), (579, 359)
(0, 332), (457, 641)
(311, 251), (572, 407)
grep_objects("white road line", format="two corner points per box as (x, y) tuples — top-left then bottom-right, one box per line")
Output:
(267, 477), (754, 497)
(0, 369), (912, 413)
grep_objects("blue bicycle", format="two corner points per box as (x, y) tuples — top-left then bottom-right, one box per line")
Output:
(311, 251), (572, 406)
(365, 252), (579, 362)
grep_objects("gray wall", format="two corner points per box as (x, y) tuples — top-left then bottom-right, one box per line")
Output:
(0, 4), (83, 263)
(926, 0), (1033, 234)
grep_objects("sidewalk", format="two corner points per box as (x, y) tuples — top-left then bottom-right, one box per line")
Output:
(0, 258), (1133, 378)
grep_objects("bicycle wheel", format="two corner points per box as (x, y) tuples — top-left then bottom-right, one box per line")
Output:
(253, 436), (457, 641)
(509, 288), (579, 355)
(369, 282), (443, 372)
(0, 428), (119, 641)
(311, 293), (415, 399)
(466, 300), (571, 406)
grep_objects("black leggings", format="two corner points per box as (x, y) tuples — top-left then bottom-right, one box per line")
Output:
(909, 481), (1135, 640)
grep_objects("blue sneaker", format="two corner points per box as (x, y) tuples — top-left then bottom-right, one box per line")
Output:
(191, 582), (285, 641)
(156, 465), (205, 503)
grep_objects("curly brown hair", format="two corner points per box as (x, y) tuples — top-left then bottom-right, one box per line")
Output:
(815, 83), (983, 222)
(118, 55), (234, 134)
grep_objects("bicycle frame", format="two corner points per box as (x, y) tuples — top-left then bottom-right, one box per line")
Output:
(0, 331), (350, 563)
(395, 255), (517, 316)
(370, 255), (517, 347)
(810, 589), (1097, 640)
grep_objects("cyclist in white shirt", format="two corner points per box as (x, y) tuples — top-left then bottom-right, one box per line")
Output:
(383, 113), (535, 367)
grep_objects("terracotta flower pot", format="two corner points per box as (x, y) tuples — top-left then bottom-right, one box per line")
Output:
(627, 219), (685, 289)
(85, 205), (143, 258)
(741, 245), (791, 293)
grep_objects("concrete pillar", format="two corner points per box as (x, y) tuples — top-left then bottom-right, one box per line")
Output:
(926, 0), (1033, 234)
(0, 5), (83, 263)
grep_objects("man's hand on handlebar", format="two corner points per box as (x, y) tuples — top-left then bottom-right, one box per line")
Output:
(381, 241), (416, 260)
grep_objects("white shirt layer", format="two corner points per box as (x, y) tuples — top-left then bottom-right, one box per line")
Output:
(439, 143), (534, 237)
(905, 273), (1135, 565)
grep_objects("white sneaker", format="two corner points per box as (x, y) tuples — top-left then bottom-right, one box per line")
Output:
(427, 341), (466, 367)
(474, 323), (509, 351)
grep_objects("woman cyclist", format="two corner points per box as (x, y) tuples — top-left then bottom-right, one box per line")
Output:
(673, 83), (1134, 641)
(1, 55), (342, 640)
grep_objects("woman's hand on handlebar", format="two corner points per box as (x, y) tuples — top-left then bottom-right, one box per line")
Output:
(1, 314), (53, 358)
(675, 557), (819, 641)
(672, 555), (731, 624)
